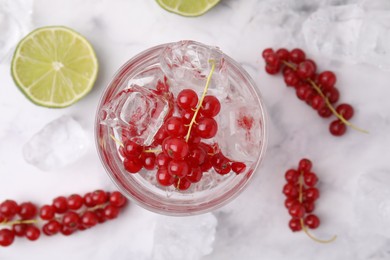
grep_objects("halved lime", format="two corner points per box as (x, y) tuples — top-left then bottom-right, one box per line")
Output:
(156, 0), (220, 17)
(11, 26), (98, 108)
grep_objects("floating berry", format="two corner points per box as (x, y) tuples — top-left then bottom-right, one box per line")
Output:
(177, 89), (198, 111)
(231, 162), (246, 174)
(163, 137), (189, 160)
(123, 157), (143, 173)
(141, 152), (156, 170)
(186, 167), (203, 183)
(165, 117), (187, 137)
(195, 117), (218, 139)
(156, 153), (171, 168)
(200, 95), (221, 118)
(123, 140), (143, 158)
(156, 167), (175, 186)
(168, 160), (190, 178)
(187, 146), (206, 167)
(174, 178), (191, 191)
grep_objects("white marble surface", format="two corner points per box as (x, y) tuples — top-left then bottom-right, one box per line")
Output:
(1, 0), (390, 259)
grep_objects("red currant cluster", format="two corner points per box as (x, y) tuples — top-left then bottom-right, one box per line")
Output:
(283, 159), (336, 243)
(0, 190), (127, 247)
(262, 48), (365, 136)
(119, 70), (246, 191)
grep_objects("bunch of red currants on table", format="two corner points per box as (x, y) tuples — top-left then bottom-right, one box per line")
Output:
(0, 190), (127, 247)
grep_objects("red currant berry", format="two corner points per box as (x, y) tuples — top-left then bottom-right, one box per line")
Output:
(39, 205), (56, 220)
(329, 120), (346, 136)
(43, 220), (62, 236)
(289, 48), (306, 63)
(95, 208), (106, 224)
(264, 53), (280, 67)
(336, 104), (354, 120)
(81, 211), (98, 227)
(187, 146), (206, 167)
(276, 48), (289, 60)
(285, 198), (297, 209)
(180, 109), (195, 124)
(162, 137), (189, 160)
(318, 71), (336, 90)
(0, 229), (15, 246)
(324, 88), (339, 104)
(303, 201), (315, 213)
(83, 193), (96, 207)
(177, 89), (199, 111)
(200, 95), (221, 118)
(289, 218), (302, 232)
(104, 205), (120, 220)
(60, 226), (74, 236)
(109, 191), (127, 208)
(215, 163), (232, 175)
(124, 156), (143, 173)
(318, 107), (332, 118)
(283, 183), (299, 198)
(211, 153), (229, 168)
(297, 60), (316, 79)
(288, 202), (305, 218)
(311, 95), (325, 110)
(156, 167), (175, 186)
(152, 127), (168, 146)
(52, 196), (68, 214)
(304, 187), (320, 202)
(298, 158), (312, 173)
(303, 88), (316, 104)
(304, 172), (318, 187)
(0, 200), (19, 220)
(200, 158), (212, 172)
(174, 178), (191, 191)
(296, 84), (311, 100)
(231, 162), (246, 174)
(168, 160), (190, 178)
(123, 140), (143, 158)
(304, 214), (320, 229)
(62, 211), (80, 229)
(156, 152), (170, 168)
(12, 224), (27, 237)
(186, 167), (203, 183)
(285, 169), (299, 183)
(284, 72), (300, 87)
(283, 66), (294, 76)
(18, 202), (37, 220)
(262, 48), (274, 58)
(25, 225), (40, 241)
(140, 152), (156, 170)
(67, 194), (84, 210)
(265, 64), (280, 75)
(92, 190), (108, 205)
(165, 117), (187, 137)
(195, 117), (218, 139)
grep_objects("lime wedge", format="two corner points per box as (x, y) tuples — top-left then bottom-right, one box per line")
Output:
(156, 0), (220, 17)
(11, 26), (98, 108)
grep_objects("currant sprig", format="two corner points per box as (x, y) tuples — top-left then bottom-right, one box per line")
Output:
(262, 48), (368, 136)
(184, 59), (216, 142)
(283, 158), (336, 243)
(0, 190), (128, 247)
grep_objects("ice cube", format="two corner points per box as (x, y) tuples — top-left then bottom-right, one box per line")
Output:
(215, 102), (263, 163)
(0, 0), (33, 62)
(302, 3), (390, 71)
(23, 115), (89, 171)
(160, 41), (229, 100)
(151, 213), (217, 260)
(99, 86), (172, 146)
(355, 170), (390, 238)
